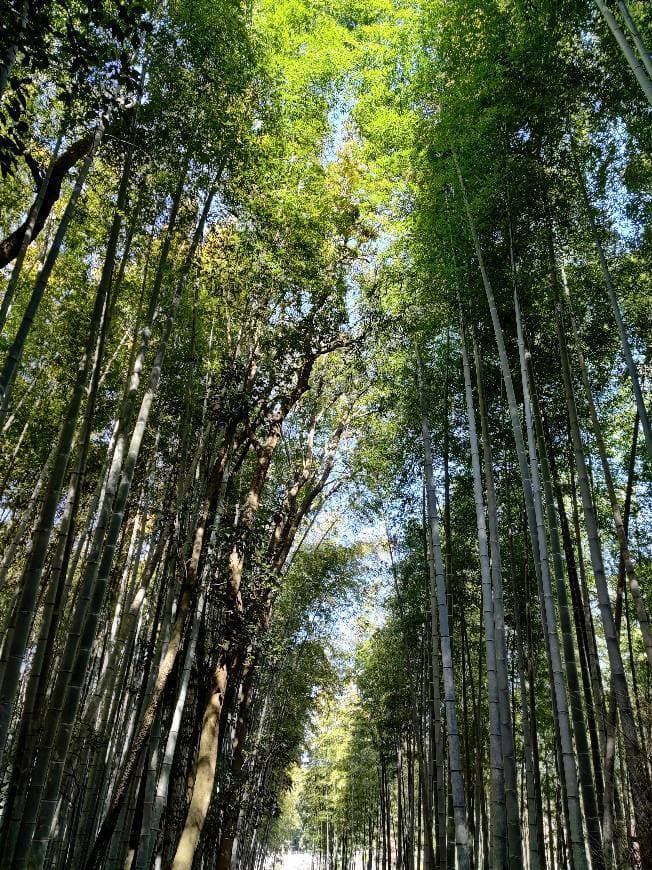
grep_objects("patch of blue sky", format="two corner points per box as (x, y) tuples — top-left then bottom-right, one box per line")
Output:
(588, 118), (648, 251)
(322, 91), (357, 166)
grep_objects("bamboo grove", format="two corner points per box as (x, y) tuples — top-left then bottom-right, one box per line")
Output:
(0, 0), (650, 869)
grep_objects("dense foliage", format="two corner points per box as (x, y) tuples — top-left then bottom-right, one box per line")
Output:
(0, 1), (650, 870)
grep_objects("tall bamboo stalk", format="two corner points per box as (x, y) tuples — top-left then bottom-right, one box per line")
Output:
(417, 353), (471, 870)
(574, 159), (652, 466)
(562, 268), (652, 670)
(459, 319), (507, 869)
(472, 332), (524, 870)
(556, 302), (652, 866)
(0, 125), (103, 415)
(593, 0), (652, 104)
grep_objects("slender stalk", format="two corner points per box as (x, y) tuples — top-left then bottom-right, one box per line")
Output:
(593, 0), (652, 104)
(617, 1), (652, 79)
(0, 135), (64, 335)
(459, 318), (507, 869)
(518, 298), (605, 870)
(574, 158), (652, 466)
(453, 149), (586, 869)
(556, 302), (652, 866)
(513, 291), (588, 870)
(29, 168), (194, 869)
(472, 331), (524, 870)
(0, 125), (103, 415)
(417, 353), (471, 870)
(424, 500), (447, 869)
(563, 268), (652, 670)
(0, 171), (110, 763)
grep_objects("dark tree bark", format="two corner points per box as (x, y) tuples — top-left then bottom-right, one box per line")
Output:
(0, 133), (96, 269)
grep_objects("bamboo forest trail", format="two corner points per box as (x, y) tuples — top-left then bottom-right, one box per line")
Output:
(0, 1), (652, 869)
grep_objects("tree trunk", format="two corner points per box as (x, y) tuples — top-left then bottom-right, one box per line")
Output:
(617, 1), (652, 79)
(574, 157), (652, 465)
(0, 136), (63, 335)
(556, 303), (652, 866)
(593, 0), (652, 104)
(0, 125), (103, 414)
(472, 330), (523, 869)
(417, 354), (471, 870)
(517, 291), (604, 870)
(459, 320), (507, 869)
(563, 274), (652, 669)
(24, 160), (191, 870)
(424, 495), (447, 870)
(0, 141), (108, 765)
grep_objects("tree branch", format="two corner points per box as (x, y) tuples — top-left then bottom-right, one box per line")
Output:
(0, 132), (95, 269)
